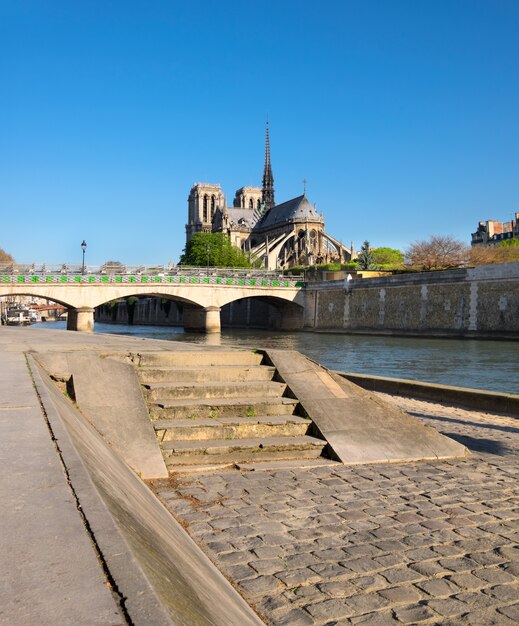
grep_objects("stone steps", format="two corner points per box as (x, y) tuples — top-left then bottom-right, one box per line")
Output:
(161, 435), (327, 467)
(137, 351), (263, 367)
(154, 415), (311, 442)
(133, 350), (329, 468)
(138, 365), (276, 384)
(142, 380), (287, 401)
(149, 397), (300, 420)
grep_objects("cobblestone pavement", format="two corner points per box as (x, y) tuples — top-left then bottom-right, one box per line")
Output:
(150, 396), (519, 625)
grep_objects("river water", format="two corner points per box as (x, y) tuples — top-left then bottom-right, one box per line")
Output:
(33, 321), (519, 394)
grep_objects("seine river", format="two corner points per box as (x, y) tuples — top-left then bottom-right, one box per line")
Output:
(33, 321), (518, 394)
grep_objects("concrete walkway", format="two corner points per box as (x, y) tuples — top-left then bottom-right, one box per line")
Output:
(0, 348), (125, 625)
(0, 327), (211, 625)
(0, 326), (264, 626)
(3, 326), (519, 625)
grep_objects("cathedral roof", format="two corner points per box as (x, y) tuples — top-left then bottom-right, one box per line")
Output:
(224, 207), (261, 229)
(254, 194), (323, 231)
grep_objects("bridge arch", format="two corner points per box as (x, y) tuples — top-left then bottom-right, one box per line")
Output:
(0, 289), (74, 309)
(0, 273), (305, 333)
(0, 289), (95, 331)
(220, 295), (304, 331)
(95, 293), (211, 332)
(92, 291), (205, 310)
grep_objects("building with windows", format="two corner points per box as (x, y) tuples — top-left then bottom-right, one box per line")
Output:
(185, 122), (352, 269)
(471, 213), (519, 246)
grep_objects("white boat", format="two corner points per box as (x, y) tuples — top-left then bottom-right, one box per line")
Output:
(4, 307), (33, 326)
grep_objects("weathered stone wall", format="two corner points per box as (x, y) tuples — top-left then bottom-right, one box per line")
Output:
(220, 299), (281, 329)
(94, 264), (519, 337)
(305, 263), (519, 338)
(477, 281), (519, 334)
(96, 298), (183, 326)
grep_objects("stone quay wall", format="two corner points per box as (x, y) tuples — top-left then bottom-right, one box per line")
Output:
(95, 263), (519, 338)
(96, 298), (183, 326)
(303, 262), (519, 338)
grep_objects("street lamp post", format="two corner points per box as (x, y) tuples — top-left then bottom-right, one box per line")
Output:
(206, 244), (210, 269)
(81, 240), (87, 274)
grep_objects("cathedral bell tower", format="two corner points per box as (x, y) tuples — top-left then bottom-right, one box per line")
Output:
(261, 119), (275, 211)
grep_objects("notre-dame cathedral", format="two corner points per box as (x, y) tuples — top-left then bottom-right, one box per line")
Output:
(185, 122), (352, 270)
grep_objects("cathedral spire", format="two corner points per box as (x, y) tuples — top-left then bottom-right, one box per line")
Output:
(262, 117), (275, 211)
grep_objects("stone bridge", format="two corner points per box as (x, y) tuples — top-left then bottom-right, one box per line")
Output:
(0, 268), (306, 332)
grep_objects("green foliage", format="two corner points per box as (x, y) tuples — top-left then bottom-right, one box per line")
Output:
(179, 232), (254, 267)
(160, 299), (172, 318)
(371, 247), (404, 268)
(356, 241), (376, 270)
(105, 299), (120, 321)
(284, 262), (358, 275)
(316, 262), (358, 271)
(470, 241), (519, 265)
(126, 296), (138, 325)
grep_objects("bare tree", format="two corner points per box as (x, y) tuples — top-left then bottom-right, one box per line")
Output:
(469, 243), (519, 266)
(0, 248), (14, 264)
(405, 235), (469, 271)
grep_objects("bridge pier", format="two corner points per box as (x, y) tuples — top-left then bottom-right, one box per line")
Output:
(183, 305), (221, 334)
(66, 307), (95, 332)
(279, 304), (304, 331)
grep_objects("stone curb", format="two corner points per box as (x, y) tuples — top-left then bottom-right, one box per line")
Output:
(336, 371), (519, 416)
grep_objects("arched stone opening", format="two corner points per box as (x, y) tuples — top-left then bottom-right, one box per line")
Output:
(94, 294), (220, 333)
(1, 292), (72, 327)
(0, 291), (72, 310)
(221, 296), (304, 331)
(95, 295), (184, 327)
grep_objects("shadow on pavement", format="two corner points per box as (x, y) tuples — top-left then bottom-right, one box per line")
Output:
(410, 412), (519, 435)
(441, 431), (510, 456)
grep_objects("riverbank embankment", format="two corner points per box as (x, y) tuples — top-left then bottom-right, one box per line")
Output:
(303, 262), (519, 339)
(96, 262), (519, 339)
(2, 326), (519, 625)
(337, 371), (519, 416)
(0, 327), (262, 626)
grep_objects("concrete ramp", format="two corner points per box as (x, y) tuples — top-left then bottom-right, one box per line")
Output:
(29, 356), (265, 626)
(265, 350), (469, 464)
(35, 352), (168, 479)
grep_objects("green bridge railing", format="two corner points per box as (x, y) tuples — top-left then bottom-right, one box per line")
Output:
(1, 270), (305, 289)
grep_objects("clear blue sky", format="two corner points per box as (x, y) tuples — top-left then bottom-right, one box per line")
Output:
(1, 0), (518, 265)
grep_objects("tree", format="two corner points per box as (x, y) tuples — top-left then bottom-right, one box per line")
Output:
(179, 232), (255, 267)
(371, 247), (404, 268)
(0, 248), (14, 264)
(469, 241), (519, 265)
(405, 235), (469, 271)
(356, 241), (376, 270)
